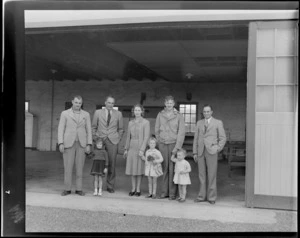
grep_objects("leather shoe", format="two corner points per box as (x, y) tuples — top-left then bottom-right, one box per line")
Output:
(168, 196), (176, 200)
(179, 199), (186, 203)
(61, 190), (71, 196)
(158, 195), (169, 199)
(134, 192), (141, 197)
(145, 194), (152, 198)
(194, 198), (206, 203)
(208, 201), (215, 204)
(107, 188), (115, 193)
(75, 190), (85, 196)
(129, 191), (135, 196)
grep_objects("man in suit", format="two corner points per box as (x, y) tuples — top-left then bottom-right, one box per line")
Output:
(58, 95), (92, 196)
(92, 96), (124, 193)
(193, 104), (226, 204)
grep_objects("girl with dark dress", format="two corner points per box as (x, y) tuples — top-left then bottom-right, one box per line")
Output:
(90, 138), (108, 196)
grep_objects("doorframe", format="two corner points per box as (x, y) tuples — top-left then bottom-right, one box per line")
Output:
(245, 20), (298, 210)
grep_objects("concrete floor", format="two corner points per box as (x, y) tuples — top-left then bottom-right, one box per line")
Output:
(25, 150), (298, 232)
(25, 150), (245, 206)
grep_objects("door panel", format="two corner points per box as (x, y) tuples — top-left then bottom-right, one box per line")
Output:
(247, 21), (298, 210)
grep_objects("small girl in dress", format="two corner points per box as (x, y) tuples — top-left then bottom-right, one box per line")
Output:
(171, 148), (191, 202)
(141, 137), (163, 199)
(90, 138), (108, 196)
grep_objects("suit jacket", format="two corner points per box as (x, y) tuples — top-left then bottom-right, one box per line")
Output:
(57, 108), (93, 148)
(92, 108), (124, 145)
(193, 117), (226, 155)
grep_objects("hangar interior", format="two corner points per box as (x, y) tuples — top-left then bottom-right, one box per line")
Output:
(25, 20), (248, 203)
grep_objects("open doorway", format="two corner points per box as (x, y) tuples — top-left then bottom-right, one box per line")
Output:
(25, 19), (248, 206)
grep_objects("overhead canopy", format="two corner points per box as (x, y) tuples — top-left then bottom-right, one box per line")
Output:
(25, 9), (298, 83)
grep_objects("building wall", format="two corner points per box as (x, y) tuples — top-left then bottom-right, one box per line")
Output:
(25, 80), (246, 151)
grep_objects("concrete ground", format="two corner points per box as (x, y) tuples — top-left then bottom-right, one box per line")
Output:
(25, 150), (297, 232)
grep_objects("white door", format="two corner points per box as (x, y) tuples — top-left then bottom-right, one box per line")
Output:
(246, 21), (298, 210)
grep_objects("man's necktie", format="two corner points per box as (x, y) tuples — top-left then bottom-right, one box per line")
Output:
(107, 110), (111, 127)
(204, 119), (208, 133)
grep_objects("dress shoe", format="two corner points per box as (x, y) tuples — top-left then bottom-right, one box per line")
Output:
(107, 188), (115, 193)
(145, 194), (152, 198)
(134, 192), (141, 197)
(61, 190), (71, 196)
(168, 196), (176, 200)
(194, 198), (206, 203)
(158, 195), (169, 199)
(179, 199), (186, 203)
(208, 201), (216, 204)
(152, 195), (157, 199)
(176, 197), (182, 201)
(129, 191), (135, 196)
(75, 190), (85, 196)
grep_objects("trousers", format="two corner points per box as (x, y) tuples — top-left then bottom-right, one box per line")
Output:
(104, 138), (118, 189)
(197, 147), (218, 201)
(158, 142), (178, 198)
(63, 141), (85, 191)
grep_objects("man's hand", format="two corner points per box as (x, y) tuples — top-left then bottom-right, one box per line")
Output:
(193, 154), (198, 163)
(104, 168), (108, 174)
(59, 144), (64, 153)
(85, 145), (91, 154)
(123, 150), (128, 159)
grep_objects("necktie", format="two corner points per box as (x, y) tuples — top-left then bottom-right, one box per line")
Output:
(204, 119), (208, 133)
(107, 110), (111, 127)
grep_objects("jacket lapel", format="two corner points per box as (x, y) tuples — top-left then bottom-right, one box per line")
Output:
(100, 109), (106, 123)
(207, 117), (214, 132)
(68, 108), (77, 123)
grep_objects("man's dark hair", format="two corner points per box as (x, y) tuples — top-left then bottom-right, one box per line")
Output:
(203, 104), (213, 111)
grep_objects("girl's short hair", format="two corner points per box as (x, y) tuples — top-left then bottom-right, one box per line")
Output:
(131, 103), (145, 117)
(177, 148), (187, 156)
(148, 136), (157, 144)
(95, 137), (103, 144)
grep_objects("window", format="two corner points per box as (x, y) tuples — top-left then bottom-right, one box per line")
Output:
(96, 105), (118, 110)
(25, 101), (29, 112)
(178, 103), (197, 133)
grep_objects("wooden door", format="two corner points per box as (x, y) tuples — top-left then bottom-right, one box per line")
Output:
(246, 21), (298, 210)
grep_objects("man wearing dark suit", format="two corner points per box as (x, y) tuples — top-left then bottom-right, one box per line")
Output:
(58, 95), (92, 196)
(193, 104), (226, 204)
(92, 96), (124, 193)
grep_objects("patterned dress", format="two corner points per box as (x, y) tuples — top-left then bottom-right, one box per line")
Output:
(125, 118), (150, 176)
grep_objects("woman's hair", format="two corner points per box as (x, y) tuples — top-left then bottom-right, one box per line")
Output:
(131, 103), (145, 117)
(177, 148), (187, 156)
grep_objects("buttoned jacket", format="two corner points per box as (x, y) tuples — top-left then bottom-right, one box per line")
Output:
(193, 117), (226, 155)
(92, 108), (124, 145)
(57, 108), (93, 148)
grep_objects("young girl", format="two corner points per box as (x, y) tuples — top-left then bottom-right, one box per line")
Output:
(90, 138), (108, 196)
(171, 149), (191, 202)
(141, 137), (163, 199)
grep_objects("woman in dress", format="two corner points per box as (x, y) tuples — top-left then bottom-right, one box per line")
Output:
(123, 104), (150, 196)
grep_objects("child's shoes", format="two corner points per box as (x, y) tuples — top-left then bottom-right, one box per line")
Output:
(98, 189), (102, 196)
(93, 190), (98, 196)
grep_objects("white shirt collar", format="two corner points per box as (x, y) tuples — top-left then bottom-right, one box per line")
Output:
(206, 117), (212, 124)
